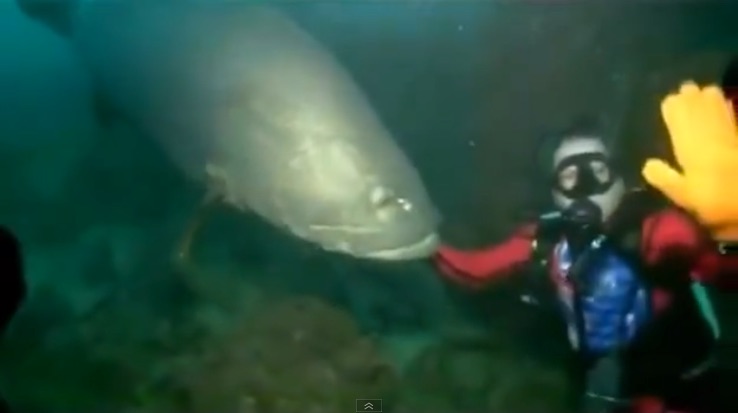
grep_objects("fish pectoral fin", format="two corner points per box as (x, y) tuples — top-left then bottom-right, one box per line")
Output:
(92, 90), (120, 128)
(173, 193), (222, 268)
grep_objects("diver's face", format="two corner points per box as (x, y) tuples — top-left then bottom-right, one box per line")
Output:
(551, 136), (625, 222)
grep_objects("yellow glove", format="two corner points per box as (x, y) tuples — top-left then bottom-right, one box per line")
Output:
(642, 81), (738, 241)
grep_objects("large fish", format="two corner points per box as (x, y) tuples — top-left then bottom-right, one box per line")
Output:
(17, 0), (440, 260)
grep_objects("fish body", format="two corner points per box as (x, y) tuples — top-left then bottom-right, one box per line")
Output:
(18, 0), (439, 260)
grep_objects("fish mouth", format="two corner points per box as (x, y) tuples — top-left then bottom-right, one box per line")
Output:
(362, 233), (440, 261)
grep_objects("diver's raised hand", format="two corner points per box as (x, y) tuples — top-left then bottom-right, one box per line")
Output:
(642, 81), (738, 241)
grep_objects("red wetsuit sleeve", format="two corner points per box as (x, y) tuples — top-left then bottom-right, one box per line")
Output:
(434, 223), (536, 288)
(640, 209), (704, 268)
(640, 208), (730, 286)
(694, 250), (738, 290)
(641, 208), (738, 291)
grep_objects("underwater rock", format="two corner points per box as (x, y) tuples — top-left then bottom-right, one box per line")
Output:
(176, 296), (399, 413)
(331, 257), (452, 336)
(23, 243), (113, 318)
(0, 289), (147, 412)
(399, 335), (570, 413)
(185, 210), (452, 340)
(0, 258), (202, 412)
(20, 222), (178, 320)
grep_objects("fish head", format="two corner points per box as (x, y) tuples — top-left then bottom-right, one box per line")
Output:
(277, 134), (441, 261)
(349, 180), (441, 260)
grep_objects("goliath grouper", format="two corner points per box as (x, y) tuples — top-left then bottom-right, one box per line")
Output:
(16, 0), (440, 261)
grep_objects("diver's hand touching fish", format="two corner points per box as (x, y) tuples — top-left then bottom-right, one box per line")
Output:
(17, 0), (440, 262)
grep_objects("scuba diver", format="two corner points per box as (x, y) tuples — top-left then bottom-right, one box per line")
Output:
(434, 99), (736, 412)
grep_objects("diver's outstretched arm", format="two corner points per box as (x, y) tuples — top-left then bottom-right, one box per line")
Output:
(434, 223), (536, 288)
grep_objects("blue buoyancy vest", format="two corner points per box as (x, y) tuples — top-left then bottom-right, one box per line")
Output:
(552, 237), (651, 354)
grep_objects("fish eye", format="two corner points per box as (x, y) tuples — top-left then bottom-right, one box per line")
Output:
(370, 186), (412, 221)
(397, 197), (413, 212)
